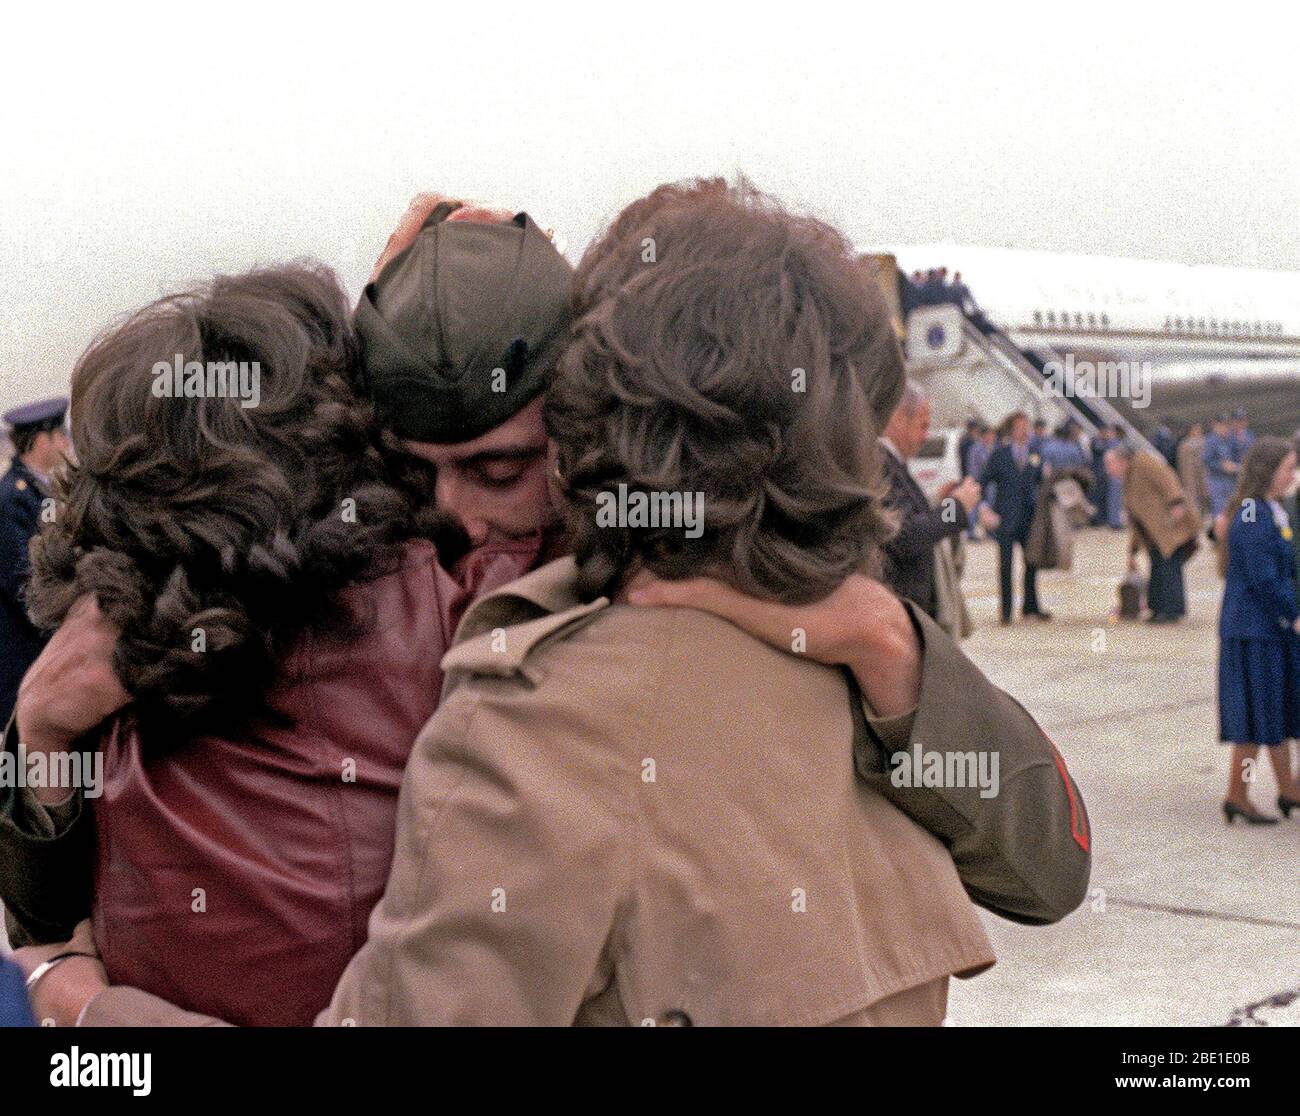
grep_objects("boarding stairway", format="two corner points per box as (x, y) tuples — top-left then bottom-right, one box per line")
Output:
(902, 280), (1156, 455)
(971, 318), (1156, 453)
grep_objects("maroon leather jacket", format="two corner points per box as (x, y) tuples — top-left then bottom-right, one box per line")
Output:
(90, 537), (542, 1026)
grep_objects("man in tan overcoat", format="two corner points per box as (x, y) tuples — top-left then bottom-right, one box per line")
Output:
(1106, 444), (1201, 623)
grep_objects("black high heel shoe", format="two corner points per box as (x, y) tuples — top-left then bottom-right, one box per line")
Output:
(1223, 800), (1279, 825)
(1278, 795), (1300, 819)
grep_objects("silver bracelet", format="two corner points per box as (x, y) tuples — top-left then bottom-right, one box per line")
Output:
(23, 951), (97, 994)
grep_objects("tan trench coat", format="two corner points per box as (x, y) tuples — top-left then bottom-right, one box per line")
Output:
(1125, 450), (1201, 559)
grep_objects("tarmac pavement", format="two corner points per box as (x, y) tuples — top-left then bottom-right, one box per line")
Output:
(946, 527), (1299, 1026)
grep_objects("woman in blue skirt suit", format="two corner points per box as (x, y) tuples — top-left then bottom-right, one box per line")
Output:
(1218, 436), (1300, 824)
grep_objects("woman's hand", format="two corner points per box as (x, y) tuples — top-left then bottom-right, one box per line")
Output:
(14, 596), (128, 803)
(369, 193), (515, 283)
(626, 572), (923, 718)
(11, 919), (107, 1026)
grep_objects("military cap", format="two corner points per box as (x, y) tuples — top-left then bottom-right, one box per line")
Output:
(3, 396), (68, 432)
(354, 202), (574, 444)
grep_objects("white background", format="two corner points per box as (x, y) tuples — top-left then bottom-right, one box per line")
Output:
(2, 1), (1297, 409)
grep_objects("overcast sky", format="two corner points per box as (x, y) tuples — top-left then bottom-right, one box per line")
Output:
(3, 2), (1297, 408)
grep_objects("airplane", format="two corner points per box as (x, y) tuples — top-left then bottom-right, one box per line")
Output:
(868, 243), (1300, 436)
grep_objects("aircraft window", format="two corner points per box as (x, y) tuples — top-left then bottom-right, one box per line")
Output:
(1198, 318), (1206, 330)
(1074, 312), (1082, 326)
(1175, 317), (1183, 329)
(1046, 311), (1055, 325)
(1033, 310), (1042, 325)
(1087, 313), (1096, 327)
(1101, 313), (1110, 327)
(1211, 319), (1218, 330)
(1163, 316), (1171, 330)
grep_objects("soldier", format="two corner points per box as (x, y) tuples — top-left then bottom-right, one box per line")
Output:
(0, 397), (69, 727)
(1202, 412), (1238, 521)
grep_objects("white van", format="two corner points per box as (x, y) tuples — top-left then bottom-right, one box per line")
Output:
(908, 426), (963, 504)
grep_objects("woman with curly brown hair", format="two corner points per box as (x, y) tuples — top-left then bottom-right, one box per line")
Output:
(12, 262), (473, 1024)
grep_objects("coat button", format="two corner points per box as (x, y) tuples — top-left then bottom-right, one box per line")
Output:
(661, 1009), (693, 1027)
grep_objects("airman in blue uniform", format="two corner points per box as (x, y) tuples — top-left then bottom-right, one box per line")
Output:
(0, 397), (69, 728)
(1230, 408), (1256, 468)
(1202, 413), (1238, 518)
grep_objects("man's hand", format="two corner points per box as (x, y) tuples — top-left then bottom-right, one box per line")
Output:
(12, 919), (106, 1026)
(14, 596), (128, 803)
(369, 193), (515, 283)
(626, 572), (922, 718)
(950, 476), (981, 514)
(978, 505), (1001, 532)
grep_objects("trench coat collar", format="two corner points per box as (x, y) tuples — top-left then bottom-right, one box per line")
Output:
(441, 557), (610, 678)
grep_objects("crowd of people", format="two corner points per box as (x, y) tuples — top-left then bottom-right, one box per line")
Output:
(0, 180), (1092, 1027)
(886, 403), (1300, 828)
(900, 267), (985, 322)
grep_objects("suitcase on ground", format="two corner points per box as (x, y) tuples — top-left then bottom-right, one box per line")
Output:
(1118, 573), (1145, 620)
